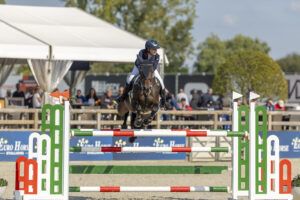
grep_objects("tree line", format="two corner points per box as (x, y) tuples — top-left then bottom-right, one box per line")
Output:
(63, 1), (300, 100)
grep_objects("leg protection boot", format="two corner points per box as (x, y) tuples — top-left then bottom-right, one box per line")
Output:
(160, 89), (166, 108)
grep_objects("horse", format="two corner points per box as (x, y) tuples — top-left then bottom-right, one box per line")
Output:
(117, 61), (161, 130)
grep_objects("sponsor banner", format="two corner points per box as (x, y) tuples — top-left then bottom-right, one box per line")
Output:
(112, 137), (186, 160)
(1, 131), (298, 161)
(70, 136), (113, 161)
(269, 131), (300, 158)
(0, 131), (29, 161)
(0, 131), (185, 161)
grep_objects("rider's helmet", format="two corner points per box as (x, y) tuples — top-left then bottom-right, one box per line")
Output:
(145, 39), (160, 50)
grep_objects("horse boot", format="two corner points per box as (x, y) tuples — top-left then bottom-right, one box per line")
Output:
(160, 89), (166, 108)
(116, 82), (133, 103)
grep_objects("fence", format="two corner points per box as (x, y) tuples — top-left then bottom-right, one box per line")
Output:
(0, 108), (299, 131)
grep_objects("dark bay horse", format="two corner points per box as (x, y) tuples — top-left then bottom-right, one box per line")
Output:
(117, 63), (161, 129)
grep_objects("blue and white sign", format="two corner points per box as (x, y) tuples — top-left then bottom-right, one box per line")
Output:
(269, 131), (300, 158)
(1, 131), (298, 161)
(0, 131), (29, 161)
(112, 137), (186, 160)
(70, 136), (113, 161)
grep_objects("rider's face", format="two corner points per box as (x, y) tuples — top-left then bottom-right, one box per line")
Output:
(148, 48), (157, 56)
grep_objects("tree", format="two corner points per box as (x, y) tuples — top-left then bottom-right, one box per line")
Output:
(0, 0), (5, 4)
(64, 0), (196, 73)
(193, 34), (226, 73)
(194, 34), (271, 74)
(277, 53), (300, 74)
(212, 50), (287, 100)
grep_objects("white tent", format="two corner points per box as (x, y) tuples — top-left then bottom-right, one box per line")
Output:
(0, 5), (167, 97)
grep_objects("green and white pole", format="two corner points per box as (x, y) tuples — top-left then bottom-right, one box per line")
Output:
(249, 92), (260, 200)
(63, 101), (70, 199)
(232, 92), (243, 199)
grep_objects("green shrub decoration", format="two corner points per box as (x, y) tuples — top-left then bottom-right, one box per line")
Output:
(0, 178), (7, 187)
(292, 175), (300, 187)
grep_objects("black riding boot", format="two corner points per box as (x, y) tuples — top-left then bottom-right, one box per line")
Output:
(116, 82), (132, 103)
(160, 89), (166, 108)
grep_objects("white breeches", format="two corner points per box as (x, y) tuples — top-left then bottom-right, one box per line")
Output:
(127, 66), (165, 89)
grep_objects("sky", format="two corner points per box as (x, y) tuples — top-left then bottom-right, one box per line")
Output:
(5, 0), (300, 61)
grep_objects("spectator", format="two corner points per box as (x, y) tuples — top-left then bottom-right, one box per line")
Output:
(12, 83), (25, 98)
(178, 98), (193, 121)
(178, 98), (192, 111)
(166, 91), (180, 110)
(25, 88), (34, 108)
(274, 100), (285, 111)
(196, 90), (203, 107)
(176, 88), (189, 105)
(265, 98), (275, 111)
(32, 86), (42, 108)
(85, 88), (100, 106)
(215, 95), (224, 110)
(101, 88), (114, 109)
(75, 89), (86, 104)
(118, 86), (124, 97)
(190, 89), (201, 110)
(200, 88), (214, 108)
(6, 90), (12, 98)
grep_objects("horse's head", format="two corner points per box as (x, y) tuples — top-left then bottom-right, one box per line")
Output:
(139, 63), (155, 88)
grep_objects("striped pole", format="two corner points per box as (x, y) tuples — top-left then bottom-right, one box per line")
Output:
(69, 186), (230, 192)
(71, 129), (246, 137)
(70, 146), (229, 153)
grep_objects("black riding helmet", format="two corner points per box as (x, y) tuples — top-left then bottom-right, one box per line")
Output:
(145, 39), (160, 49)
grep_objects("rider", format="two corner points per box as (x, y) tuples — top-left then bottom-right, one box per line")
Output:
(117, 39), (166, 107)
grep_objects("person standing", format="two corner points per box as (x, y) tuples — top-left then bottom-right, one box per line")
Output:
(32, 86), (42, 108)
(176, 89), (189, 105)
(12, 83), (25, 98)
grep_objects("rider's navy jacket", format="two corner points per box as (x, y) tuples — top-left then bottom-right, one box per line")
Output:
(135, 49), (160, 70)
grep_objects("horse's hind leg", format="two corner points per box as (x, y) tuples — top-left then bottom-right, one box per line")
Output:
(121, 112), (129, 129)
(129, 112), (137, 143)
(130, 112), (136, 128)
(117, 102), (129, 117)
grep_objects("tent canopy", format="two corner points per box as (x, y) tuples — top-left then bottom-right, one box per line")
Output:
(0, 21), (48, 60)
(0, 5), (168, 63)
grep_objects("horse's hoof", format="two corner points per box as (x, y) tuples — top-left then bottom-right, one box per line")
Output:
(134, 121), (142, 128)
(121, 124), (128, 129)
(129, 137), (137, 143)
(143, 118), (151, 126)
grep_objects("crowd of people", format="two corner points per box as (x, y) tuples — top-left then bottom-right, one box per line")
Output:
(6, 83), (288, 113)
(164, 88), (223, 111)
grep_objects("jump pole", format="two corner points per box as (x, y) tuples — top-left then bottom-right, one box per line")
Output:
(71, 129), (246, 137)
(69, 186), (230, 192)
(69, 146), (229, 153)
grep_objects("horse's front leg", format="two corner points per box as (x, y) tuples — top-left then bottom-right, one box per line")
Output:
(143, 104), (159, 127)
(150, 104), (159, 120)
(133, 105), (143, 128)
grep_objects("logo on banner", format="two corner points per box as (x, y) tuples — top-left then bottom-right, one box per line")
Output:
(152, 138), (183, 148)
(77, 138), (89, 147)
(0, 137), (28, 155)
(115, 139), (126, 147)
(153, 138), (164, 147)
(75, 137), (110, 155)
(291, 137), (300, 150)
